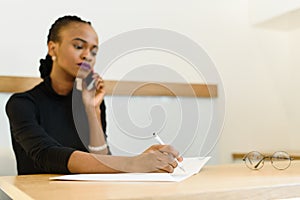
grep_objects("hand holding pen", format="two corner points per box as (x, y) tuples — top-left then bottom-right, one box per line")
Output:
(153, 133), (185, 172)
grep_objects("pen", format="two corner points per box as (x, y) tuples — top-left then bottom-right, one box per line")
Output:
(153, 133), (185, 172)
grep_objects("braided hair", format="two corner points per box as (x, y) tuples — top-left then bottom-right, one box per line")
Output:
(39, 15), (91, 79)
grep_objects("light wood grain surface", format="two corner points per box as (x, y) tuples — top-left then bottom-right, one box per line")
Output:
(0, 76), (217, 97)
(1, 162), (300, 200)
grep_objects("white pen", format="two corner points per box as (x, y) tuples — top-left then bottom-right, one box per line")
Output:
(153, 133), (185, 172)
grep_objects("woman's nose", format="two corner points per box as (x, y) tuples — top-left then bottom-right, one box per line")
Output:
(81, 50), (92, 62)
(82, 55), (91, 62)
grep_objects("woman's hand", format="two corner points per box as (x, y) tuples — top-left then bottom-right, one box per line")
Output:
(85, 145), (183, 173)
(129, 145), (183, 173)
(81, 72), (105, 109)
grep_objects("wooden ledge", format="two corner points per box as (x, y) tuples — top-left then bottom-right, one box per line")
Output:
(0, 76), (217, 97)
(232, 152), (300, 160)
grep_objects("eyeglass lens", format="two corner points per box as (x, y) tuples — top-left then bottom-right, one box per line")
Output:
(271, 151), (291, 170)
(244, 151), (264, 170)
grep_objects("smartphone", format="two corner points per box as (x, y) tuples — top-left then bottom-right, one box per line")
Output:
(84, 71), (95, 90)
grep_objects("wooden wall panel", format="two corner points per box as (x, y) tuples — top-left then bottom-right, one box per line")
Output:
(0, 76), (217, 97)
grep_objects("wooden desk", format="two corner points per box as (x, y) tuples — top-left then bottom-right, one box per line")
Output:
(1, 162), (300, 200)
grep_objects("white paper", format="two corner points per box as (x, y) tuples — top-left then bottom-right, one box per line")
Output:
(50, 157), (210, 182)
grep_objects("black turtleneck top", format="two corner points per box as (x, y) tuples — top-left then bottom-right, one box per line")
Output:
(5, 76), (108, 175)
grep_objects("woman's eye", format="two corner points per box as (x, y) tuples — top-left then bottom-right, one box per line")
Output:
(91, 50), (97, 56)
(74, 44), (83, 49)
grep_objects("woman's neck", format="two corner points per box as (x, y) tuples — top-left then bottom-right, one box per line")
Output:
(50, 67), (74, 96)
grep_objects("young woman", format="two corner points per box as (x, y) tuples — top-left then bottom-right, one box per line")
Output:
(6, 15), (182, 175)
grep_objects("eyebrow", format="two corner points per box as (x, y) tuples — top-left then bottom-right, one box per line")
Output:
(72, 38), (98, 49)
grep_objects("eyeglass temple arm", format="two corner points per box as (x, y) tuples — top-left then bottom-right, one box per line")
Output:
(254, 156), (268, 169)
(243, 155), (253, 165)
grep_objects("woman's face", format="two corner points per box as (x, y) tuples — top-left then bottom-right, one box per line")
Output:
(49, 22), (99, 79)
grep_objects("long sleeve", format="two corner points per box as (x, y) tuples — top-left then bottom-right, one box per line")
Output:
(6, 93), (76, 174)
(6, 76), (109, 175)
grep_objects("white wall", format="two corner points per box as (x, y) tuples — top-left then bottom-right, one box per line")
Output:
(0, 94), (17, 175)
(249, 0), (300, 24)
(1, 0), (300, 174)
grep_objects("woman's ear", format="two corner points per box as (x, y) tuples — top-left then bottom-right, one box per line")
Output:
(48, 41), (57, 58)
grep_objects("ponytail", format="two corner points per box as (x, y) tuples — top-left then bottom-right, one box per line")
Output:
(39, 54), (52, 79)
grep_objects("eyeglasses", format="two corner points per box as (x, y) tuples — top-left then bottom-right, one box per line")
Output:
(242, 151), (294, 170)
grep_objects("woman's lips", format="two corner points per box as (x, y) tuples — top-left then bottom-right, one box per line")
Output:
(78, 62), (91, 70)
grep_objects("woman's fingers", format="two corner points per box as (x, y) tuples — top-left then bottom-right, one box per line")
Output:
(157, 160), (178, 173)
(170, 160), (178, 168)
(143, 144), (183, 173)
(81, 73), (105, 107)
(93, 75), (105, 93)
(153, 149), (180, 173)
(157, 165), (174, 173)
(155, 144), (183, 163)
(130, 145), (183, 173)
(82, 73), (105, 94)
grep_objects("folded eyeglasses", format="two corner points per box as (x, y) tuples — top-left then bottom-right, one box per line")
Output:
(242, 151), (297, 170)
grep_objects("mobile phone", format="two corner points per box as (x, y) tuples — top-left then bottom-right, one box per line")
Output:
(84, 71), (95, 90)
